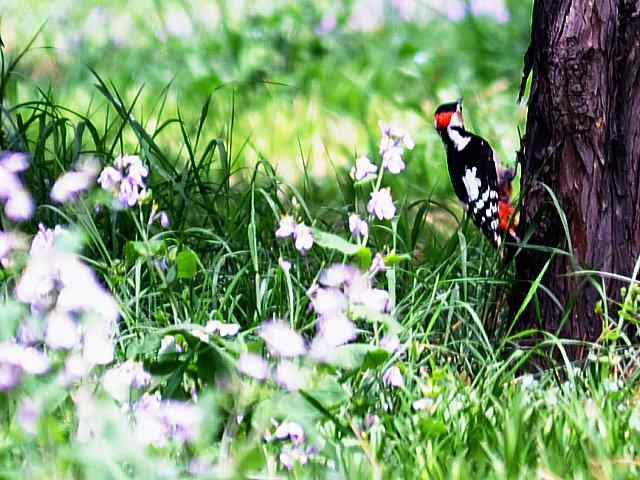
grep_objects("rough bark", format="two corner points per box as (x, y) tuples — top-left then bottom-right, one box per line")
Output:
(514, 0), (640, 358)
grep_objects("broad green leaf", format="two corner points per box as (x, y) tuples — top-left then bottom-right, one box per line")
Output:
(312, 229), (361, 255)
(176, 248), (199, 279)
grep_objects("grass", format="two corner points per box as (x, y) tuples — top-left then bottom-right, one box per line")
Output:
(1, 1), (640, 478)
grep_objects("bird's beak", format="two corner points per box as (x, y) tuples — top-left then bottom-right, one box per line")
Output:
(456, 98), (463, 112)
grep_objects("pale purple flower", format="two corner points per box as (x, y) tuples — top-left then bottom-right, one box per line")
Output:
(188, 457), (214, 476)
(412, 398), (435, 411)
(82, 318), (115, 366)
(316, 12), (337, 35)
(259, 320), (306, 357)
(0, 231), (21, 268)
(205, 320), (240, 337)
(64, 354), (91, 381)
(163, 400), (202, 444)
(50, 159), (99, 203)
(0, 363), (22, 391)
(350, 156), (378, 182)
(364, 414), (380, 429)
(275, 215), (296, 238)
(471, 0), (510, 23)
(382, 147), (406, 174)
(45, 310), (80, 349)
(17, 398), (41, 434)
(103, 360), (151, 402)
(238, 353), (268, 380)
(383, 365), (404, 388)
(367, 188), (396, 220)
(319, 263), (358, 288)
(279, 257), (292, 272)
(316, 313), (357, 347)
(0, 152), (29, 172)
(348, 213), (368, 237)
(275, 361), (306, 391)
(380, 334), (401, 353)
(97, 166), (122, 190)
(159, 211), (170, 228)
(369, 252), (386, 276)
(279, 444), (309, 470)
(275, 421), (305, 444)
(293, 223), (314, 254)
(98, 155), (149, 208)
(0, 152), (33, 221)
(4, 189), (33, 221)
(379, 122), (415, 151)
(309, 286), (347, 317)
(73, 386), (104, 442)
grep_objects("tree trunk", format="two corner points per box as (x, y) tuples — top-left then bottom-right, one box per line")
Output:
(514, 0), (640, 358)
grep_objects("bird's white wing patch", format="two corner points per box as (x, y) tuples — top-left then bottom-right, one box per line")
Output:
(462, 167), (481, 201)
(447, 127), (471, 151)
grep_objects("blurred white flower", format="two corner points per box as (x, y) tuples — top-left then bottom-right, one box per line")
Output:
(279, 444), (309, 470)
(316, 313), (357, 347)
(205, 320), (240, 337)
(380, 334), (400, 353)
(367, 187), (396, 220)
(159, 335), (182, 355)
(64, 354), (91, 381)
(103, 360), (151, 403)
(293, 223), (314, 254)
(350, 156), (377, 182)
(73, 386), (103, 442)
(315, 12), (337, 35)
(17, 397), (41, 435)
(50, 159), (99, 203)
(97, 166), (122, 190)
(238, 353), (268, 380)
(259, 320), (306, 357)
(348, 213), (368, 237)
(0, 152), (33, 222)
(383, 365), (404, 388)
(45, 310), (80, 349)
(275, 361), (307, 391)
(369, 252), (386, 276)
(275, 421), (305, 444)
(319, 263), (358, 288)
(82, 318), (115, 366)
(0, 363), (22, 391)
(275, 215), (296, 238)
(412, 397), (434, 411)
(278, 257), (292, 272)
(309, 286), (348, 317)
(379, 122), (414, 174)
(470, 0), (510, 23)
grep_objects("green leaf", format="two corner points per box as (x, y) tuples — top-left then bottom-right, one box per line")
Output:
(176, 248), (199, 279)
(312, 229), (361, 255)
(323, 344), (390, 371)
(125, 239), (166, 262)
(354, 247), (373, 269)
(383, 253), (412, 266)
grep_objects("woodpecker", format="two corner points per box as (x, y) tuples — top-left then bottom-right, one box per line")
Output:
(434, 99), (518, 247)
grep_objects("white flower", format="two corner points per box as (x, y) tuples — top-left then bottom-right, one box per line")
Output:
(293, 223), (314, 254)
(259, 320), (306, 357)
(275, 361), (307, 391)
(238, 353), (268, 380)
(316, 313), (357, 347)
(275, 421), (305, 444)
(205, 320), (240, 337)
(382, 365), (404, 388)
(103, 360), (151, 402)
(367, 188), (396, 220)
(278, 257), (292, 272)
(45, 310), (80, 349)
(348, 213), (368, 237)
(380, 334), (400, 353)
(412, 398), (435, 411)
(50, 159), (98, 203)
(350, 156), (378, 182)
(382, 146), (406, 174)
(275, 215), (296, 238)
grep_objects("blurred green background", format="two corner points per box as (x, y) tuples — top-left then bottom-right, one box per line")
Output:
(2, 0), (531, 222)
